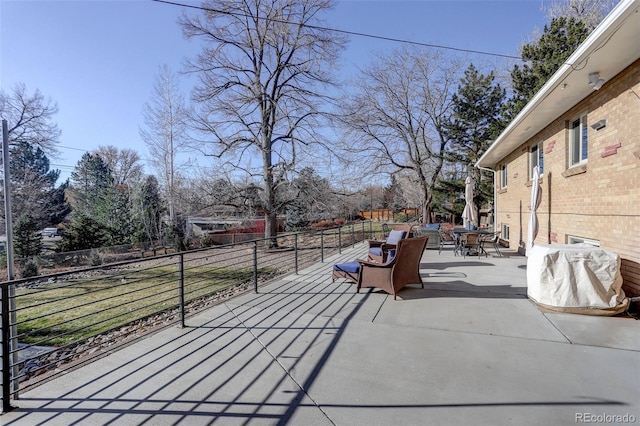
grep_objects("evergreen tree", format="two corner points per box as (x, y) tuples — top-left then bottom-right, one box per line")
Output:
(443, 64), (506, 222)
(290, 168), (334, 220)
(384, 175), (406, 213)
(136, 175), (166, 243)
(106, 185), (136, 245)
(13, 214), (43, 258)
(45, 179), (72, 226)
(506, 17), (589, 118)
(1, 141), (70, 229)
(285, 200), (309, 231)
(57, 215), (109, 252)
(68, 153), (136, 246)
(69, 152), (114, 217)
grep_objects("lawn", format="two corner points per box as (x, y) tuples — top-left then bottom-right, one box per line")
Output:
(15, 263), (274, 346)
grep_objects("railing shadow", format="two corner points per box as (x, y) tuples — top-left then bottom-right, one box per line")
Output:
(1, 246), (631, 424)
(2, 247), (371, 424)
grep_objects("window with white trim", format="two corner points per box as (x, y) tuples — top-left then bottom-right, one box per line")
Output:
(529, 142), (543, 178)
(568, 236), (599, 247)
(500, 164), (507, 189)
(501, 223), (509, 240)
(569, 114), (588, 166)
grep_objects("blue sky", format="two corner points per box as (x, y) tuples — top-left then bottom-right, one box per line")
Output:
(1, 0), (549, 182)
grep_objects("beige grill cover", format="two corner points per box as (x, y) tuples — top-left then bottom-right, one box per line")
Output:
(527, 244), (629, 315)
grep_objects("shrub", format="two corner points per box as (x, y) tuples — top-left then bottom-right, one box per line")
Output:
(201, 233), (215, 248)
(21, 258), (39, 278)
(395, 213), (410, 223)
(89, 249), (103, 266)
(14, 215), (43, 258)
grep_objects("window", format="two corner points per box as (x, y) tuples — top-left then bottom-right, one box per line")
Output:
(570, 115), (588, 166)
(568, 236), (599, 247)
(501, 223), (509, 240)
(500, 164), (508, 188)
(529, 143), (543, 178)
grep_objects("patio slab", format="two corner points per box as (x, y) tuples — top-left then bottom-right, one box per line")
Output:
(2, 242), (638, 426)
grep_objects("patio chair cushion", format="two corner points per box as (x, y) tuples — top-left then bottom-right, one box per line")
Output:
(333, 261), (360, 274)
(386, 230), (406, 245)
(367, 230), (407, 263)
(368, 247), (399, 259)
(368, 247), (383, 257)
(332, 261), (361, 284)
(333, 249), (398, 284)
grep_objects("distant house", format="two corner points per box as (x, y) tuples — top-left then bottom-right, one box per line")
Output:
(185, 217), (242, 236)
(477, 0), (640, 298)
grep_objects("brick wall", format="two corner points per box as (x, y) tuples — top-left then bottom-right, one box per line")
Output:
(496, 59), (640, 297)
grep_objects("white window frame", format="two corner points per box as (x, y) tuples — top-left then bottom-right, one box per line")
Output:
(569, 114), (588, 167)
(500, 164), (508, 189)
(501, 223), (509, 240)
(568, 236), (600, 247)
(529, 142), (543, 179)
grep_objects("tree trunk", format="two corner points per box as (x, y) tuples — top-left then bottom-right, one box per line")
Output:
(421, 185), (432, 224)
(263, 146), (278, 248)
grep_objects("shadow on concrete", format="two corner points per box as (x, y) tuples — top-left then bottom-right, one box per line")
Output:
(2, 246), (632, 425)
(422, 261), (496, 270)
(399, 279), (527, 300)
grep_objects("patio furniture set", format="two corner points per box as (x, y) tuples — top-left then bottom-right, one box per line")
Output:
(449, 228), (502, 258)
(332, 227), (428, 300)
(332, 224), (503, 299)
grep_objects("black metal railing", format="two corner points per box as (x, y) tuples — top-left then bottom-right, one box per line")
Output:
(0, 221), (377, 413)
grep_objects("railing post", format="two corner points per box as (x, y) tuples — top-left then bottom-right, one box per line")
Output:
(253, 241), (258, 293)
(294, 233), (299, 274)
(1, 284), (15, 412)
(178, 254), (185, 328)
(369, 220), (373, 239)
(361, 221), (365, 242)
(320, 230), (324, 263)
(338, 227), (342, 254)
(351, 224), (355, 247)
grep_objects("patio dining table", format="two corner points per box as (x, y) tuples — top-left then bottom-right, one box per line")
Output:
(452, 228), (494, 256)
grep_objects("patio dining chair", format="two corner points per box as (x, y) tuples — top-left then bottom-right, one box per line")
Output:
(480, 231), (502, 257)
(461, 232), (487, 258)
(438, 229), (459, 255)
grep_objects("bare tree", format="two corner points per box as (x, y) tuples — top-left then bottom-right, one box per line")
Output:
(180, 0), (346, 246)
(0, 83), (61, 155)
(544, 0), (619, 31)
(339, 47), (461, 223)
(95, 145), (144, 186)
(140, 64), (191, 227)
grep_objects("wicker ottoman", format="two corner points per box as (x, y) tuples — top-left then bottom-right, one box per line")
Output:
(332, 261), (361, 284)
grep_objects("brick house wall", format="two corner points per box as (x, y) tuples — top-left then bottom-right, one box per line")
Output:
(495, 59), (640, 297)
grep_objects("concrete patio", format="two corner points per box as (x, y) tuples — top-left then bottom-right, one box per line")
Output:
(2, 243), (638, 425)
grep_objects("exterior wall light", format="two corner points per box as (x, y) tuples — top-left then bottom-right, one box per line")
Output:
(588, 72), (605, 90)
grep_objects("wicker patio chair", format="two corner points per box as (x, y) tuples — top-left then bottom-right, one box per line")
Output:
(367, 229), (408, 263)
(357, 236), (429, 300)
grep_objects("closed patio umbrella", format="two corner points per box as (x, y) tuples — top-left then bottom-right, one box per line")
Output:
(462, 176), (477, 229)
(526, 165), (542, 256)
